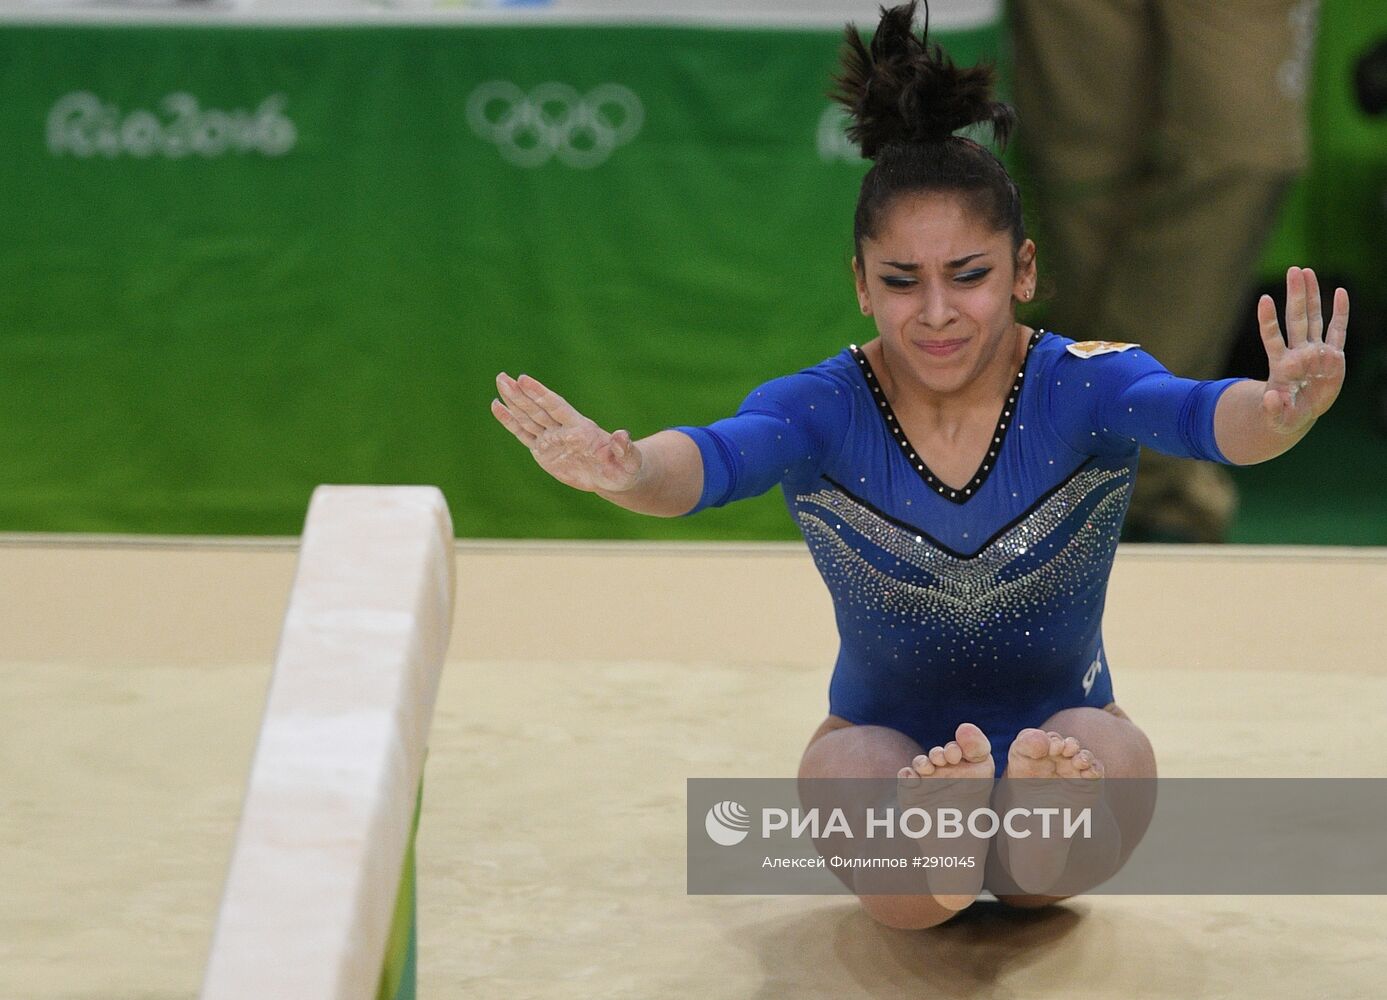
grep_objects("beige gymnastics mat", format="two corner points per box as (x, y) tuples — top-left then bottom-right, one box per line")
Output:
(2, 539), (1384, 998)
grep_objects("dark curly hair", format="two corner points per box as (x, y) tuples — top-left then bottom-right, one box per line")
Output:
(832, 1), (1025, 261)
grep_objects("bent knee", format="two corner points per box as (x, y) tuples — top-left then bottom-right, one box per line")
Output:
(1102, 702), (1130, 722)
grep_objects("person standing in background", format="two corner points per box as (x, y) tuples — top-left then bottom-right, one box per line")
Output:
(1009, 0), (1320, 541)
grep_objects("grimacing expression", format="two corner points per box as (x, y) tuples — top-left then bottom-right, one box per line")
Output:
(854, 192), (1036, 396)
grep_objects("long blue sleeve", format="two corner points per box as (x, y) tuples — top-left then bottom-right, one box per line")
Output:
(671, 366), (853, 515)
(1043, 345), (1247, 463)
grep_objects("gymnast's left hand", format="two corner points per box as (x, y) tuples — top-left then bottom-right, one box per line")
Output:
(1256, 266), (1348, 436)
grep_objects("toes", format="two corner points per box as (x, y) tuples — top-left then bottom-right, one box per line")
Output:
(1067, 749), (1106, 780)
(911, 754), (936, 777)
(899, 766), (920, 786)
(954, 722), (992, 762)
(1008, 729), (1106, 780)
(910, 735), (978, 779)
(1033, 730), (1085, 759)
(1011, 728), (1050, 759)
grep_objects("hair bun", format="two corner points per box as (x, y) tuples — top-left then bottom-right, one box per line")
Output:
(832, 1), (1015, 160)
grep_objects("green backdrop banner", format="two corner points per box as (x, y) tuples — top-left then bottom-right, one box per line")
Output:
(0, 22), (996, 538)
(0, 13), (1382, 540)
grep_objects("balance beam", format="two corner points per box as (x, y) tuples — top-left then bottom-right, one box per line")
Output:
(201, 486), (455, 1000)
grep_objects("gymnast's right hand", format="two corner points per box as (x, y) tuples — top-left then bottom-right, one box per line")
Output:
(491, 372), (642, 493)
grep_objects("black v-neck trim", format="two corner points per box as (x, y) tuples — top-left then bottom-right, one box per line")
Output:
(848, 328), (1044, 505)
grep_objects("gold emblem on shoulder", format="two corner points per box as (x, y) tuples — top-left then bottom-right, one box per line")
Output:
(1065, 340), (1141, 359)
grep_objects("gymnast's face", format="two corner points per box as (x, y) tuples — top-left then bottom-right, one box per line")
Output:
(853, 191), (1036, 398)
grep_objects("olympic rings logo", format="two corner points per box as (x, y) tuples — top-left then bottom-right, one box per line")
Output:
(466, 81), (644, 169)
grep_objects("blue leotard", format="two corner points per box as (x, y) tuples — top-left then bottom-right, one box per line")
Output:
(673, 329), (1246, 771)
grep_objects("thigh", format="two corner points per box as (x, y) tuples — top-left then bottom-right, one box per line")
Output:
(1011, 1), (1162, 337)
(1011, 0), (1161, 180)
(1092, 163), (1294, 373)
(1162, 0), (1316, 171)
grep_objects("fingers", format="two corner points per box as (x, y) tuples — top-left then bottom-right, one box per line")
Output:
(496, 372), (560, 433)
(1264, 267), (1344, 355)
(490, 397), (537, 447)
(495, 374), (550, 437)
(1326, 286), (1350, 351)
(1285, 266), (1308, 348)
(1257, 294), (1286, 365)
(1265, 270), (1349, 404)
(1303, 268), (1323, 342)
(516, 373), (582, 426)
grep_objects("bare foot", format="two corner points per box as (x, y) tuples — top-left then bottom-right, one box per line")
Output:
(997, 728), (1105, 895)
(896, 722), (995, 910)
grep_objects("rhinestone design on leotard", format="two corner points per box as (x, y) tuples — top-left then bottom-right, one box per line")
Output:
(792, 463), (1132, 639)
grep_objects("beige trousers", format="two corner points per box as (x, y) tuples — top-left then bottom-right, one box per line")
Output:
(1010, 0), (1318, 540)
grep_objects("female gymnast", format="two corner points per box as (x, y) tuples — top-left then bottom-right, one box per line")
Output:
(490, 1), (1349, 929)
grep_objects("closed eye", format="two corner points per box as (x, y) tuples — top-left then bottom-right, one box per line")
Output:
(880, 275), (917, 288)
(956, 268), (990, 283)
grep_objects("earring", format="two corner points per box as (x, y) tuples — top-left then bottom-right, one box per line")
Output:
(1023, 289), (1032, 300)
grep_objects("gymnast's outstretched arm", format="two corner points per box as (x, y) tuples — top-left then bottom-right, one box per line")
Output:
(1056, 266), (1349, 468)
(491, 372), (704, 517)
(1211, 266), (1349, 465)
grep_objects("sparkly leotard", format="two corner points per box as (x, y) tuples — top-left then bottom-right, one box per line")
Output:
(673, 329), (1245, 771)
